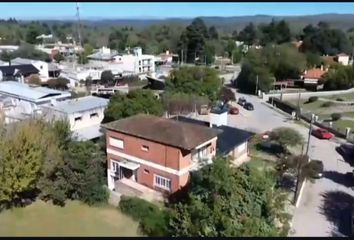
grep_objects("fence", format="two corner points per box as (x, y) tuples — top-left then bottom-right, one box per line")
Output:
(269, 97), (347, 139)
(262, 86), (354, 102)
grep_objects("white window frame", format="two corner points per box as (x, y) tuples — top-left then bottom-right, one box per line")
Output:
(109, 137), (124, 149)
(154, 174), (171, 191)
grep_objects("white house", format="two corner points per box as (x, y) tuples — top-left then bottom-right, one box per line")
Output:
(41, 96), (109, 140)
(10, 57), (50, 81)
(88, 46), (155, 78)
(336, 53), (350, 66)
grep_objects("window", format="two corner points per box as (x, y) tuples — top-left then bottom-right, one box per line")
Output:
(90, 112), (98, 118)
(139, 60), (141, 65)
(144, 169), (150, 174)
(74, 116), (82, 121)
(109, 137), (124, 149)
(111, 161), (120, 172)
(141, 145), (149, 152)
(154, 175), (171, 191)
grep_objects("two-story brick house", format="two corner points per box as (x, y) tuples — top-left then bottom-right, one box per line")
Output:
(102, 114), (221, 194)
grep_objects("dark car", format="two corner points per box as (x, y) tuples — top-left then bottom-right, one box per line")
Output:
(238, 97), (247, 106)
(229, 106), (239, 115)
(244, 102), (254, 111)
(337, 143), (354, 158)
(351, 207), (354, 236)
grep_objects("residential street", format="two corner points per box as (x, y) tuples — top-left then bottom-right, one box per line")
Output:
(194, 92), (354, 236)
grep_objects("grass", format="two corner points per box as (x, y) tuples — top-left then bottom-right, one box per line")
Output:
(0, 200), (140, 237)
(326, 92), (354, 101)
(246, 158), (275, 171)
(333, 119), (354, 132)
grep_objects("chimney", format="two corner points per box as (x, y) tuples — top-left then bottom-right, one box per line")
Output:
(166, 50), (170, 55)
(320, 65), (324, 71)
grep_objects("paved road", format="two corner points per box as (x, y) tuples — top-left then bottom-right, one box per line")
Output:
(195, 91), (354, 236)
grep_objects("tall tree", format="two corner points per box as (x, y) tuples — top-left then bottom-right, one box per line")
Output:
(169, 157), (290, 237)
(103, 89), (164, 123)
(208, 26), (219, 40)
(179, 18), (209, 63)
(238, 23), (258, 46)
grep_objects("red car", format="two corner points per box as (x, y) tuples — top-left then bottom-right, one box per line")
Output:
(229, 107), (239, 115)
(312, 128), (334, 139)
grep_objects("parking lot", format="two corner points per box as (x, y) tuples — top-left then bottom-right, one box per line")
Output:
(193, 91), (354, 236)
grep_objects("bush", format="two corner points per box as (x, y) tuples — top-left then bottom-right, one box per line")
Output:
(331, 113), (342, 121)
(308, 96), (318, 103)
(119, 196), (169, 236)
(321, 101), (333, 108)
(336, 98), (344, 102)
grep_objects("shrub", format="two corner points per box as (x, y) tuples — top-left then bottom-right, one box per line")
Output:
(336, 98), (344, 102)
(321, 102), (333, 108)
(119, 196), (169, 236)
(331, 113), (342, 121)
(308, 96), (318, 103)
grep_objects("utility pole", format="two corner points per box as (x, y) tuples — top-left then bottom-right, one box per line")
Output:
(255, 74), (259, 95)
(305, 113), (315, 157)
(296, 90), (301, 120)
(181, 49), (183, 65)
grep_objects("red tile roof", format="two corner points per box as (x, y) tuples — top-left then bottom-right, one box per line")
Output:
(303, 68), (327, 79)
(102, 114), (221, 150)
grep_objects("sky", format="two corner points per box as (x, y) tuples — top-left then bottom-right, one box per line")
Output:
(1, 2), (354, 20)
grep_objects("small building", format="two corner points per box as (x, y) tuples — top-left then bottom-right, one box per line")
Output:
(102, 114), (221, 194)
(10, 57), (50, 81)
(335, 53), (350, 66)
(0, 81), (71, 124)
(0, 64), (40, 82)
(41, 96), (109, 141)
(301, 67), (327, 90)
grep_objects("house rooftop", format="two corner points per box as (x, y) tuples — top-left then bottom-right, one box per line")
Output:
(102, 114), (221, 150)
(43, 96), (109, 114)
(0, 64), (39, 76)
(0, 81), (69, 102)
(303, 68), (327, 79)
(171, 116), (254, 155)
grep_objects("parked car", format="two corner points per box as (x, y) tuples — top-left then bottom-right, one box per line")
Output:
(311, 128), (334, 140)
(262, 131), (271, 140)
(337, 143), (354, 158)
(244, 102), (254, 111)
(238, 97), (247, 106)
(229, 107), (239, 115)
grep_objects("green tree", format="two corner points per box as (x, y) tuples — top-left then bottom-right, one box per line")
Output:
(100, 70), (115, 86)
(179, 18), (209, 63)
(269, 127), (304, 153)
(0, 120), (59, 207)
(169, 157), (290, 237)
(219, 87), (235, 105)
(238, 23), (258, 45)
(103, 89), (164, 122)
(25, 26), (40, 44)
(166, 66), (222, 102)
(323, 64), (354, 90)
(53, 53), (65, 63)
(208, 26), (219, 40)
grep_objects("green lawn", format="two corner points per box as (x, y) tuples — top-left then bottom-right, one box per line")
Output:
(333, 119), (354, 132)
(325, 92), (354, 101)
(246, 158), (275, 171)
(0, 200), (140, 237)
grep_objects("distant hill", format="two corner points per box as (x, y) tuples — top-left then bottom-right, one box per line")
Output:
(32, 13), (354, 34)
(77, 14), (354, 32)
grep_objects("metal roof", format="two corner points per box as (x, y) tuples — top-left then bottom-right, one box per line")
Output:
(44, 95), (109, 114)
(73, 124), (104, 140)
(0, 81), (70, 103)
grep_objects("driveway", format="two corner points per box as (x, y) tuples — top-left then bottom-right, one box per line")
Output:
(194, 91), (354, 236)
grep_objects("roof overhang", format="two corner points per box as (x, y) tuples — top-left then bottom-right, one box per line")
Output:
(118, 160), (140, 171)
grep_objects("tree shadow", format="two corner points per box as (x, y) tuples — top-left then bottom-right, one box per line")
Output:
(323, 171), (354, 188)
(255, 142), (285, 157)
(277, 173), (296, 192)
(320, 190), (354, 236)
(336, 144), (354, 167)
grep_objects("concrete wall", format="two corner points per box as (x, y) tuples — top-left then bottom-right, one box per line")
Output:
(262, 87), (354, 102)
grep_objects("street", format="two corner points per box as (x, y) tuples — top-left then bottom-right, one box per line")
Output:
(194, 91), (354, 236)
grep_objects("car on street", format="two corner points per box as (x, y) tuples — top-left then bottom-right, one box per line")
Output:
(229, 106), (239, 115)
(337, 143), (354, 158)
(244, 102), (254, 111)
(238, 97), (247, 106)
(261, 131), (271, 140)
(351, 206), (354, 236)
(311, 128), (334, 140)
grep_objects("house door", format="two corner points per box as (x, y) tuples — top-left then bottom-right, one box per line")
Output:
(112, 161), (124, 180)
